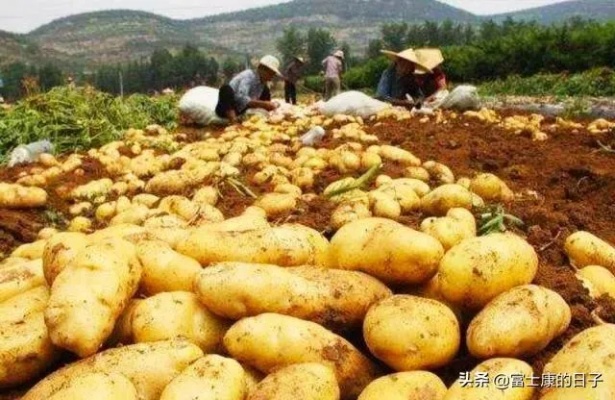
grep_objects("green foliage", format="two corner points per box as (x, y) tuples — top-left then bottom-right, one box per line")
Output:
(343, 57), (390, 90)
(381, 22), (408, 52)
(0, 86), (179, 164)
(303, 76), (325, 93)
(306, 28), (337, 74)
(276, 26), (307, 66)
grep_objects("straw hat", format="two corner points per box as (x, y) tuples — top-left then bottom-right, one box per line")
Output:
(259, 55), (283, 76)
(414, 48), (445, 75)
(333, 50), (345, 59)
(381, 48), (432, 74)
(294, 56), (305, 63)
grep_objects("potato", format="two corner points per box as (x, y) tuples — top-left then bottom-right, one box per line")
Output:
(45, 238), (143, 357)
(136, 240), (202, 295)
(576, 265), (615, 298)
(0, 286), (59, 389)
(0, 257), (29, 269)
(363, 295), (460, 371)
(370, 191), (401, 220)
(466, 285), (571, 358)
(404, 166), (430, 182)
(0, 259), (44, 303)
(195, 263), (391, 331)
(358, 371), (447, 400)
(87, 224), (147, 243)
(110, 205), (151, 226)
(68, 216), (93, 232)
(470, 173), (515, 202)
(379, 145), (421, 166)
(420, 208), (476, 250)
(331, 201), (372, 230)
(177, 224), (329, 267)
(254, 193), (297, 217)
(274, 183), (302, 197)
(22, 340), (204, 400)
(565, 231), (615, 272)
(444, 358), (535, 400)
(329, 218), (444, 285)
(438, 233), (538, 309)
(132, 194), (160, 208)
(375, 183), (420, 213)
(37, 227), (59, 240)
(42, 232), (90, 285)
(47, 372), (138, 400)
(248, 363), (340, 400)
(143, 215), (187, 229)
(0, 183), (47, 208)
(11, 239), (47, 260)
(421, 184), (473, 216)
(423, 161), (454, 184)
(107, 299), (143, 346)
(391, 178), (431, 197)
(224, 313), (381, 400)
(160, 355), (247, 400)
(132, 291), (229, 353)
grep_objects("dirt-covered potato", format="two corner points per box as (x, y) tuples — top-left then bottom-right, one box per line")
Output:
(247, 363), (340, 400)
(42, 232), (90, 285)
(22, 340), (204, 400)
(444, 358), (535, 399)
(466, 285), (571, 358)
(107, 299), (143, 346)
(358, 371), (447, 400)
(223, 313), (381, 400)
(0, 286), (60, 389)
(420, 208), (476, 250)
(45, 238), (143, 357)
(470, 173), (515, 202)
(47, 372), (138, 400)
(10, 239), (47, 260)
(420, 184), (473, 216)
(331, 202), (372, 230)
(177, 224), (329, 267)
(438, 233), (538, 309)
(576, 265), (615, 299)
(363, 295), (460, 371)
(254, 193), (297, 217)
(160, 355), (247, 400)
(423, 161), (454, 184)
(0, 259), (45, 303)
(329, 218), (444, 285)
(132, 291), (230, 353)
(565, 231), (615, 272)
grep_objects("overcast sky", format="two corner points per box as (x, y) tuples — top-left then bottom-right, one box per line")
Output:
(1, 0), (572, 34)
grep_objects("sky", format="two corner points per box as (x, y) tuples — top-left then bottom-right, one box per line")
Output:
(0, 0), (572, 34)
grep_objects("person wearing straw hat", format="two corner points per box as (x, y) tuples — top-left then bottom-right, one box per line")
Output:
(215, 55), (282, 123)
(376, 48), (432, 109)
(322, 50), (345, 100)
(413, 48), (448, 107)
(283, 56), (305, 105)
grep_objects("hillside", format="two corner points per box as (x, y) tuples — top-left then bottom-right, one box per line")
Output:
(493, 0), (615, 23)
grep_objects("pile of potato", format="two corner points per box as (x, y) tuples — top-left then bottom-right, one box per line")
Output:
(2, 106), (615, 399)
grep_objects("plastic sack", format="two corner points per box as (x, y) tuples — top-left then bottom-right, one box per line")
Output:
(8, 140), (54, 167)
(319, 91), (389, 118)
(300, 126), (326, 146)
(439, 85), (481, 111)
(178, 86), (225, 126)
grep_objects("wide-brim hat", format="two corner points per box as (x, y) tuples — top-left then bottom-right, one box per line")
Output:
(259, 55), (283, 77)
(294, 56), (306, 63)
(381, 48), (432, 74)
(414, 48), (444, 75)
(333, 50), (345, 59)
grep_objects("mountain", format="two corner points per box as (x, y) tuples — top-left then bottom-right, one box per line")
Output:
(492, 0), (615, 23)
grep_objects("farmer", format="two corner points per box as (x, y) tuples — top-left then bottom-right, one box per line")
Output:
(413, 48), (448, 108)
(215, 55), (282, 123)
(322, 50), (345, 101)
(283, 56), (305, 105)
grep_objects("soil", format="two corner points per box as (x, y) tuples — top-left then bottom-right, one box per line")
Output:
(1, 108), (614, 398)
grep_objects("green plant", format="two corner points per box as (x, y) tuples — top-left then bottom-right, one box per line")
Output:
(476, 204), (524, 236)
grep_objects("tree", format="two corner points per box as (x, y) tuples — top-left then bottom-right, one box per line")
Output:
(150, 48), (173, 90)
(381, 22), (408, 51)
(222, 58), (241, 80)
(276, 26), (306, 65)
(340, 42), (352, 69)
(306, 28), (337, 74)
(37, 64), (63, 91)
(366, 39), (383, 59)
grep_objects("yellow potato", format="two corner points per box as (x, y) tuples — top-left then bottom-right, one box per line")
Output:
(565, 231), (615, 272)
(358, 371), (447, 400)
(254, 193), (297, 217)
(423, 161), (454, 184)
(470, 173), (515, 202)
(110, 205), (151, 226)
(22, 340), (204, 400)
(45, 238), (143, 357)
(363, 295), (460, 371)
(0, 259), (44, 303)
(248, 363), (340, 400)
(107, 299), (143, 346)
(47, 372), (138, 400)
(370, 191), (401, 220)
(404, 166), (430, 182)
(11, 239), (47, 260)
(467, 285), (571, 358)
(331, 201), (372, 230)
(0, 286), (59, 389)
(379, 145), (421, 166)
(444, 358), (535, 400)
(421, 184), (473, 216)
(438, 233), (538, 309)
(132, 291), (230, 353)
(135, 240), (202, 295)
(42, 232), (90, 285)
(420, 208), (476, 250)
(576, 265), (615, 298)
(177, 224), (329, 267)
(329, 218), (444, 285)
(223, 313), (381, 400)
(160, 355), (247, 400)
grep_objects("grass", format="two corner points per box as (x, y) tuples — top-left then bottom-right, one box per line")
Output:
(475, 204), (524, 236)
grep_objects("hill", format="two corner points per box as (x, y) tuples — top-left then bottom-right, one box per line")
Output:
(493, 0), (615, 23)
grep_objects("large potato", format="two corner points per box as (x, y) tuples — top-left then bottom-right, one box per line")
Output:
(177, 224), (329, 267)
(45, 238), (143, 357)
(329, 218), (444, 285)
(0, 286), (60, 389)
(363, 295), (460, 371)
(47, 372), (138, 400)
(466, 285), (571, 358)
(136, 240), (202, 295)
(0, 259), (44, 303)
(107, 299), (143, 346)
(541, 324), (615, 398)
(42, 232), (90, 285)
(132, 291), (230, 353)
(420, 184), (473, 216)
(576, 265), (615, 299)
(420, 208), (476, 250)
(565, 231), (615, 272)
(160, 355), (247, 400)
(439, 233), (538, 309)
(444, 358), (535, 399)
(22, 340), (204, 400)
(470, 173), (515, 202)
(358, 371), (447, 400)
(195, 263), (391, 331)
(248, 363), (340, 400)
(223, 313), (381, 400)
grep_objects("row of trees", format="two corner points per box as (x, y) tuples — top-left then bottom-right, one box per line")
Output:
(0, 63), (64, 100)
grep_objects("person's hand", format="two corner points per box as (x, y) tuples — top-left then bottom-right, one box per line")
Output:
(266, 102), (279, 111)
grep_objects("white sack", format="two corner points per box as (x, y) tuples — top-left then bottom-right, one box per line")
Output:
(319, 91), (389, 118)
(178, 86), (225, 125)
